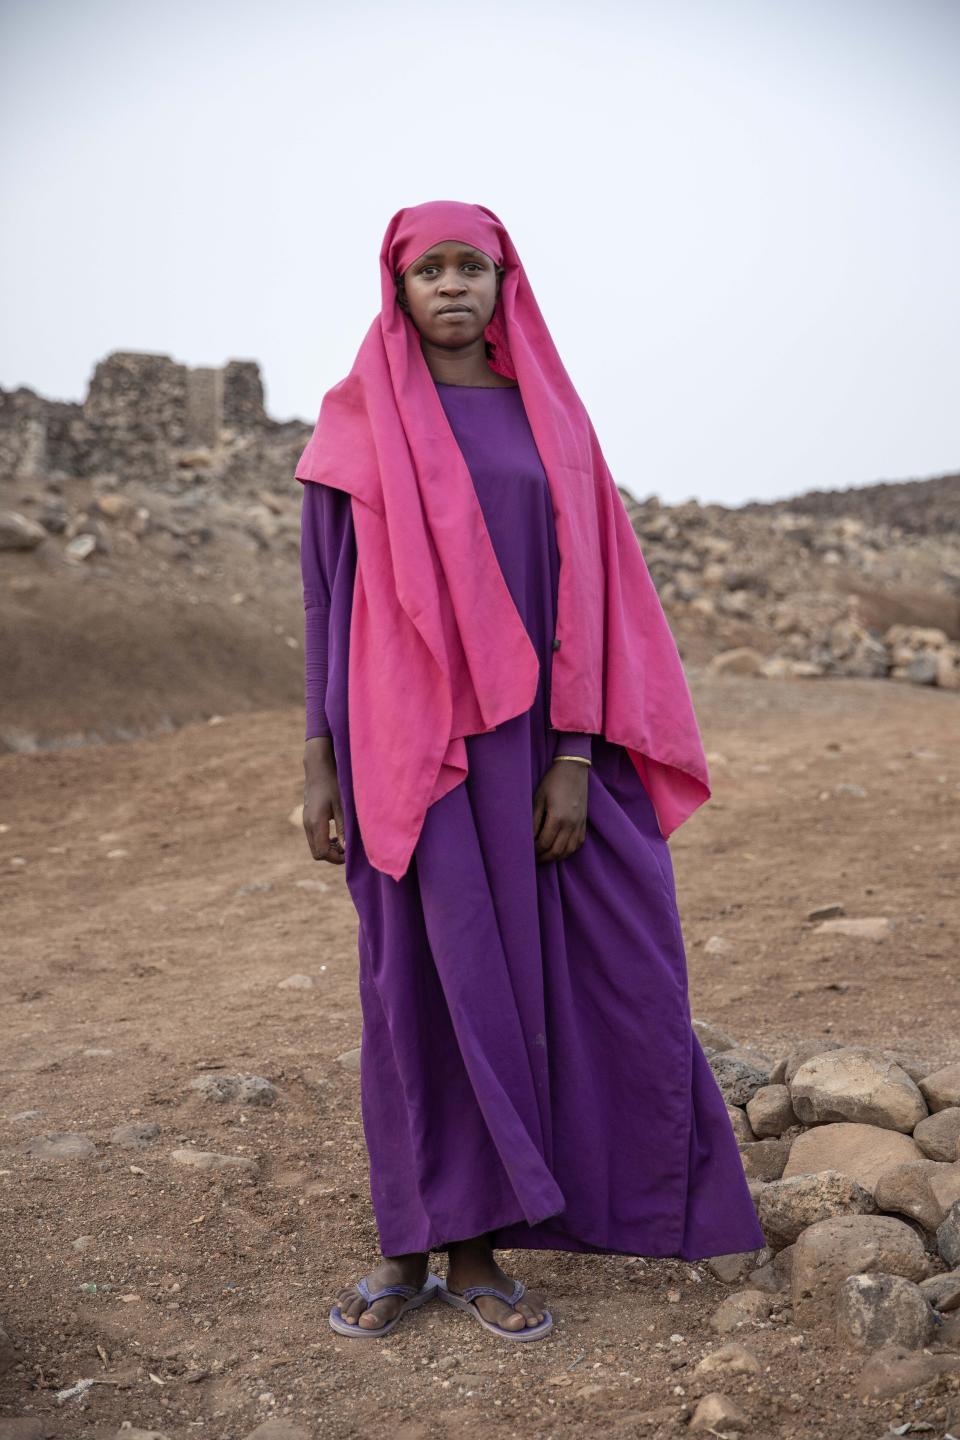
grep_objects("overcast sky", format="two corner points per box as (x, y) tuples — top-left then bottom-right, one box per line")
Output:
(1, 0), (957, 506)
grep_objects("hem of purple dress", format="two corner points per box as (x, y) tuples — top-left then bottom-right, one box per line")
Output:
(484, 1214), (768, 1261)
(377, 1206), (766, 1261)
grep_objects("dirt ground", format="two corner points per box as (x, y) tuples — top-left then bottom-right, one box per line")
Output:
(1, 670), (959, 1439)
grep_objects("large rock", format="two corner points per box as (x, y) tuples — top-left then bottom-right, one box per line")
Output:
(835, 1272), (936, 1350)
(783, 1120), (925, 1194)
(692, 1019), (737, 1053)
(919, 1061), (960, 1113)
(726, 1104), (755, 1145)
(790, 1047), (928, 1132)
(757, 1170), (876, 1250)
(791, 1214), (929, 1326)
(882, 1051), (945, 1085)
(770, 1037), (844, 1085)
(938, 1200), (960, 1267)
(739, 1137), (790, 1181)
(855, 1343), (960, 1401)
(709, 1051), (770, 1105)
(919, 1271), (960, 1312)
(746, 1084), (797, 1137)
(874, 1159), (960, 1232)
(914, 1107), (960, 1161)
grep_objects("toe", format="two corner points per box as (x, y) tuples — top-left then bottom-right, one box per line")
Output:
(487, 1299), (526, 1330)
(337, 1287), (365, 1323)
(357, 1296), (399, 1329)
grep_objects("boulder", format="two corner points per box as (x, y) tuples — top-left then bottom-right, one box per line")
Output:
(726, 1104), (755, 1145)
(938, 1199), (960, 1267)
(782, 1120), (924, 1194)
(919, 1270), (960, 1312)
(770, 1036), (845, 1085)
(919, 1061), (960, 1113)
(746, 1084), (797, 1137)
(709, 1051), (770, 1105)
(790, 1047), (928, 1132)
(874, 1159), (960, 1232)
(693, 1019), (737, 1052)
(835, 1272), (936, 1350)
(791, 1213), (929, 1326)
(757, 1170), (876, 1250)
(855, 1343), (960, 1401)
(914, 1106), (960, 1161)
(739, 1137), (791, 1181)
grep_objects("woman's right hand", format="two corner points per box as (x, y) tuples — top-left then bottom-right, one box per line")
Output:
(303, 736), (345, 864)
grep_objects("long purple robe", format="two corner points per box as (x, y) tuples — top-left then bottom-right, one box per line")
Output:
(300, 381), (765, 1261)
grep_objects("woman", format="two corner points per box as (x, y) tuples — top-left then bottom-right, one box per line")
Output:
(297, 200), (765, 1343)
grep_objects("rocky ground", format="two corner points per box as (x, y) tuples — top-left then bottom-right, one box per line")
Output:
(1, 365), (959, 753)
(1, 670), (959, 1440)
(2, 357), (959, 1436)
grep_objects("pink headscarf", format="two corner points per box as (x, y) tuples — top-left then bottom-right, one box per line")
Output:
(295, 200), (711, 880)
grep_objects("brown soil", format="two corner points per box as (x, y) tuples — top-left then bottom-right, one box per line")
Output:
(1, 672), (959, 1439)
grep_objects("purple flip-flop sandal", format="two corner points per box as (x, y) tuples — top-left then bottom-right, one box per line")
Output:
(329, 1272), (442, 1338)
(437, 1277), (554, 1341)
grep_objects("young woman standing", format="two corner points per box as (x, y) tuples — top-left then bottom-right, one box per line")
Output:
(297, 200), (764, 1342)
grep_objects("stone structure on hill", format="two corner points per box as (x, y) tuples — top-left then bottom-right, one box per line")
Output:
(1, 350), (959, 692)
(0, 350), (306, 488)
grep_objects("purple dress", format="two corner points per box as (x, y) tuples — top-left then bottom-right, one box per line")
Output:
(300, 381), (765, 1261)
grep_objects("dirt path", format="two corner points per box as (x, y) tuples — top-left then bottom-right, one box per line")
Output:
(1, 672), (958, 1438)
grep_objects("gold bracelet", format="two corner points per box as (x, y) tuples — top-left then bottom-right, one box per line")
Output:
(554, 754), (592, 766)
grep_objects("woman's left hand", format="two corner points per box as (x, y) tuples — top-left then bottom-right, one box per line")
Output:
(532, 760), (589, 863)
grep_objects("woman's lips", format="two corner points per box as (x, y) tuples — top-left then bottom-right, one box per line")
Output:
(437, 306), (471, 316)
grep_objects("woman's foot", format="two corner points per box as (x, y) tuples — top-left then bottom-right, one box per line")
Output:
(446, 1234), (548, 1331)
(334, 1251), (430, 1330)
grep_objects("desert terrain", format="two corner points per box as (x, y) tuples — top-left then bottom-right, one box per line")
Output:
(1, 355), (959, 1439)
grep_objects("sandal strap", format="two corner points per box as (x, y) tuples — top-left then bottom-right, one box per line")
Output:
(355, 1277), (419, 1302)
(459, 1279), (525, 1306)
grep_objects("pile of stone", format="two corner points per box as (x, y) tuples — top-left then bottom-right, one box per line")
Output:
(696, 1021), (960, 1393)
(624, 494), (960, 690)
(3, 350), (957, 690)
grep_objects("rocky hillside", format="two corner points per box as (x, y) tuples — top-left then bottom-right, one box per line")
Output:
(1, 351), (958, 751)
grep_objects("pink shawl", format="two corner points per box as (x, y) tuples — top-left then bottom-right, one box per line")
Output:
(295, 200), (711, 880)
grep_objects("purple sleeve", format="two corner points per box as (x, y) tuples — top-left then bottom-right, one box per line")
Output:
(552, 729), (593, 761)
(300, 483), (332, 741)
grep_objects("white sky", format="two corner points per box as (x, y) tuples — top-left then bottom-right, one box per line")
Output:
(1, 0), (957, 505)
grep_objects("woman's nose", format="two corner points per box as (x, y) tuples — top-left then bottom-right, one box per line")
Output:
(438, 272), (467, 294)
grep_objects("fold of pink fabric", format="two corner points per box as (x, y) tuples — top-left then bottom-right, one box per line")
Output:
(295, 200), (711, 880)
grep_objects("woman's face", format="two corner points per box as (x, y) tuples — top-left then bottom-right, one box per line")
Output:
(397, 241), (501, 348)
